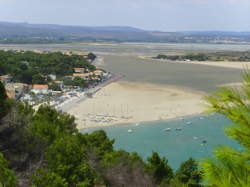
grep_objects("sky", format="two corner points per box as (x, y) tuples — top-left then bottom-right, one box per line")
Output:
(0, 0), (250, 31)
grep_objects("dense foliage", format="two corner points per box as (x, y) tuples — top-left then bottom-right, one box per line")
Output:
(0, 153), (16, 187)
(155, 54), (208, 61)
(201, 72), (250, 186)
(64, 77), (86, 88)
(0, 50), (96, 84)
(0, 81), (203, 187)
(3, 70), (250, 186)
(0, 82), (10, 119)
(155, 51), (250, 62)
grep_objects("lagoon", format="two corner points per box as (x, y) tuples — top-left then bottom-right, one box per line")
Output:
(82, 114), (240, 169)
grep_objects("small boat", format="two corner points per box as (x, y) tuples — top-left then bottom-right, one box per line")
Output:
(164, 128), (171, 131)
(202, 140), (207, 144)
(186, 121), (192, 125)
(128, 129), (133, 133)
(175, 128), (182, 131)
(135, 123), (140, 126)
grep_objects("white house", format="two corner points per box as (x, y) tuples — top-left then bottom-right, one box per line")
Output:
(73, 68), (85, 73)
(73, 73), (92, 80)
(31, 84), (49, 94)
(0, 74), (13, 84)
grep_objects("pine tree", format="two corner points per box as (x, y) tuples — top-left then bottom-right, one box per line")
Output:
(201, 72), (250, 187)
(0, 81), (9, 120)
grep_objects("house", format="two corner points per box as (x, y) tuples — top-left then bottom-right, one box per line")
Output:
(77, 52), (89, 56)
(64, 51), (73, 56)
(5, 83), (16, 99)
(73, 73), (92, 80)
(64, 76), (73, 80)
(0, 74), (13, 84)
(53, 80), (64, 89)
(48, 74), (57, 81)
(4, 83), (29, 100)
(73, 68), (85, 73)
(13, 83), (29, 97)
(93, 70), (104, 77)
(31, 84), (49, 94)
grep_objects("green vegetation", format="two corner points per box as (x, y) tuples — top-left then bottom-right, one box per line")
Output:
(49, 83), (62, 91)
(1, 69), (250, 186)
(0, 50), (96, 84)
(0, 82), (11, 119)
(201, 72), (250, 187)
(175, 158), (202, 186)
(0, 153), (16, 187)
(63, 77), (87, 88)
(147, 152), (173, 185)
(0, 81), (203, 186)
(155, 51), (250, 62)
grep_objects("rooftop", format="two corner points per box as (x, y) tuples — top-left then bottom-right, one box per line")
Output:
(32, 84), (48, 89)
(73, 73), (92, 77)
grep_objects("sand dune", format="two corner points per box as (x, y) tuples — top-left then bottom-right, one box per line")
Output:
(67, 81), (206, 129)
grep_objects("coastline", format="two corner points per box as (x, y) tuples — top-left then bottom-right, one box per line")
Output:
(139, 56), (249, 70)
(66, 81), (206, 130)
(80, 112), (211, 133)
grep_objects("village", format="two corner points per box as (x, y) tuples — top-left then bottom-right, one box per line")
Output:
(0, 50), (111, 110)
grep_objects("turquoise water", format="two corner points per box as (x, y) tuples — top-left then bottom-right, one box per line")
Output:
(81, 114), (241, 169)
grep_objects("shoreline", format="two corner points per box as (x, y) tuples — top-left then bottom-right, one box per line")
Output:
(138, 56), (249, 70)
(67, 81), (206, 130)
(80, 111), (210, 132)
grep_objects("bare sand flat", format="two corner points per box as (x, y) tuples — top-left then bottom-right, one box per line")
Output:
(177, 60), (250, 70)
(139, 56), (250, 70)
(68, 82), (206, 129)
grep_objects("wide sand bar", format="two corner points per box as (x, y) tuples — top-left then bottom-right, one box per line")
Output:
(67, 81), (206, 129)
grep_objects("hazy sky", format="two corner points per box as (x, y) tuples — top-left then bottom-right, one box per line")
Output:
(0, 0), (250, 31)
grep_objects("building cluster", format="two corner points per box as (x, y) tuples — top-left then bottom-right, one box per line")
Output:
(0, 67), (110, 105)
(72, 68), (107, 81)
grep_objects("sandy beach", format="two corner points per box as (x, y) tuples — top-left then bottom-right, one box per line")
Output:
(67, 81), (206, 129)
(140, 56), (250, 70)
(177, 60), (250, 70)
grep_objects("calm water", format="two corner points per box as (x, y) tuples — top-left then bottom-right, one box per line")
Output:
(81, 114), (240, 169)
(102, 56), (243, 92)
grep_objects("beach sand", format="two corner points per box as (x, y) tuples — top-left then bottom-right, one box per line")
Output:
(139, 56), (250, 70)
(67, 81), (206, 129)
(178, 60), (250, 70)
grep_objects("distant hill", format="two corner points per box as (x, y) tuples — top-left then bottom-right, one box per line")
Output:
(0, 21), (249, 44)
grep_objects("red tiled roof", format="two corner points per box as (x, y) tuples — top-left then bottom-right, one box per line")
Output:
(33, 84), (48, 89)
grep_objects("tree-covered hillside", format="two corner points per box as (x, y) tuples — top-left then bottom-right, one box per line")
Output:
(0, 81), (203, 187)
(0, 22), (250, 44)
(1, 70), (250, 186)
(0, 50), (95, 84)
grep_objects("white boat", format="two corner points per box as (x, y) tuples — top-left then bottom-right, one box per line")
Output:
(186, 121), (192, 125)
(135, 123), (140, 126)
(164, 128), (171, 131)
(128, 129), (133, 133)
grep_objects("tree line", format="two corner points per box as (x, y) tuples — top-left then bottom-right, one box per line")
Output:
(155, 51), (250, 62)
(0, 50), (96, 84)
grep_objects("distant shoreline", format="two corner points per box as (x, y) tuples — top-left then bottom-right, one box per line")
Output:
(138, 55), (250, 70)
